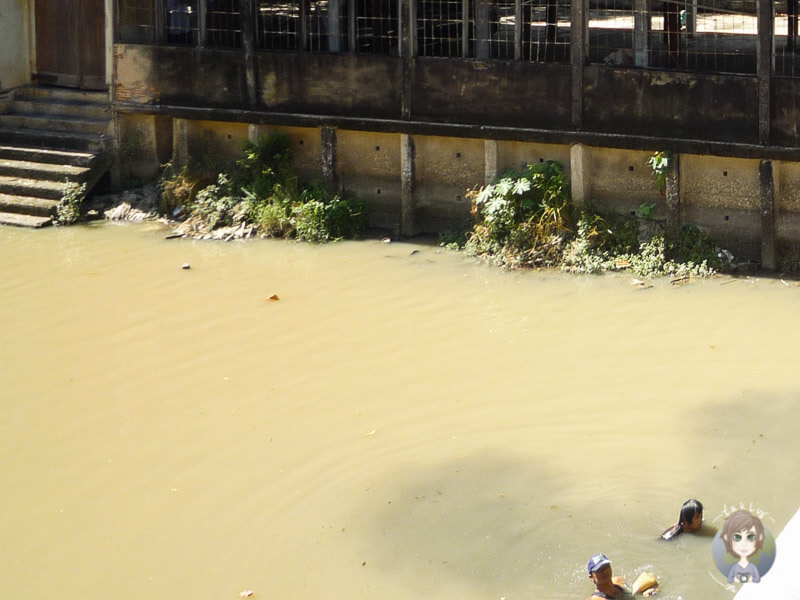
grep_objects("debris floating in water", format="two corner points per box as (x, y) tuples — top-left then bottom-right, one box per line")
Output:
(240, 591), (255, 598)
(268, 294), (279, 301)
(181, 263), (191, 270)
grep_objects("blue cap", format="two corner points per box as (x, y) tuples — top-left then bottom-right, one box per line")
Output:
(587, 553), (611, 574)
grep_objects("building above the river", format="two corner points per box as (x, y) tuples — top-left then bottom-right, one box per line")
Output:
(2, 0), (800, 266)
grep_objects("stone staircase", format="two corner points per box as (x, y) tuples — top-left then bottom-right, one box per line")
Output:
(0, 86), (112, 228)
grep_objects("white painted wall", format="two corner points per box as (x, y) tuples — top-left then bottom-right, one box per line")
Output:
(0, 0), (32, 91)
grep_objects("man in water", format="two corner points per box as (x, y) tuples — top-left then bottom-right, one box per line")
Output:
(587, 554), (659, 599)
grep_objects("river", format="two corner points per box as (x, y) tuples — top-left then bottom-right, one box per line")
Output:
(1, 221), (798, 600)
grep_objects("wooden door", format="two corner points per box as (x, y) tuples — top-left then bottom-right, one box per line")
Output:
(35, 0), (106, 89)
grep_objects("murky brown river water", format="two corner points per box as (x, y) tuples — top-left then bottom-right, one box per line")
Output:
(2, 221), (799, 600)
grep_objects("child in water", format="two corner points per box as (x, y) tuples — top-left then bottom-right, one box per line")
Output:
(587, 554), (659, 599)
(661, 499), (703, 540)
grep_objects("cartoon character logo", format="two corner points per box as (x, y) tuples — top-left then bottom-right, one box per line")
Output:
(712, 509), (776, 586)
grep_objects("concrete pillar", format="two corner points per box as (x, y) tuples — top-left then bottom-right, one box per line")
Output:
(571, 0), (587, 130)
(665, 152), (681, 237)
(569, 143), (589, 211)
(400, 133), (417, 236)
(634, 0), (651, 67)
(759, 159), (777, 270)
(484, 140), (498, 185)
(173, 118), (190, 167)
(248, 124), (261, 143)
(321, 126), (339, 195)
(328, 0), (342, 53)
(757, 0), (773, 145)
(475, 0), (490, 60)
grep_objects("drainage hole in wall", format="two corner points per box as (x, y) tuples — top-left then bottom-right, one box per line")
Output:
(724, 215), (729, 221)
(723, 171), (728, 176)
(630, 211), (637, 217)
(628, 165), (634, 171)
(456, 152), (462, 158)
(539, 157), (544, 162)
(375, 146), (380, 151)
(299, 140), (304, 145)
(226, 134), (233, 140)
(456, 195), (462, 202)
(376, 188), (381, 195)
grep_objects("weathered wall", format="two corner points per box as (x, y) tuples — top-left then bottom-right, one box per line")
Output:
(338, 130), (402, 229)
(411, 60), (571, 129)
(682, 154), (762, 260)
(771, 78), (800, 147)
(586, 147), (663, 216)
(0, 0), (31, 92)
(583, 67), (759, 143)
(115, 45), (248, 107)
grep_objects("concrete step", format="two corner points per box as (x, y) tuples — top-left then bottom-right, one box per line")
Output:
(0, 210), (52, 228)
(0, 157), (90, 182)
(0, 145), (98, 168)
(0, 127), (105, 152)
(0, 175), (67, 201)
(11, 99), (110, 121)
(0, 113), (109, 136)
(0, 192), (59, 217)
(14, 86), (108, 106)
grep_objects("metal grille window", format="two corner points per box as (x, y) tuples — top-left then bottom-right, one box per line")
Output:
(308, 1), (350, 51)
(355, 0), (399, 54)
(207, 0), (242, 47)
(117, 0), (157, 43)
(258, 1), (300, 49)
(418, 0), (471, 57)
(417, 0), (569, 61)
(167, 0), (199, 44)
(520, 0), (570, 61)
(588, 0), (757, 74)
(775, 1), (800, 76)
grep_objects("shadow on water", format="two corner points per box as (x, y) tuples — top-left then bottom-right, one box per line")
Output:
(355, 452), (582, 598)
(349, 389), (800, 600)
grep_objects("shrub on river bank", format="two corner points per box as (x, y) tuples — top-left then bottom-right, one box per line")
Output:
(158, 132), (366, 242)
(459, 161), (720, 278)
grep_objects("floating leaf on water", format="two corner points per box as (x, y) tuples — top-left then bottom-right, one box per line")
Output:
(268, 294), (279, 301)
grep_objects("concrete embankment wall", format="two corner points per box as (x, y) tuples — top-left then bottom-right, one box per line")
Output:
(117, 112), (800, 268)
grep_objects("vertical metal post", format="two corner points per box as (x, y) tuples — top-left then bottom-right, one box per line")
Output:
(514, 0), (522, 61)
(757, 0), (773, 145)
(571, 0), (586, 130)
